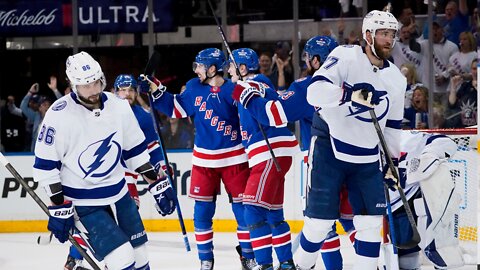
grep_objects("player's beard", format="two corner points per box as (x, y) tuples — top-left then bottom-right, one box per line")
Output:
(373, 41), (392, 60)
(78, 92), (101, 107)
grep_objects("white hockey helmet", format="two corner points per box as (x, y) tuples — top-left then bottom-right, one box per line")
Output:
(362, 10), (398, 56)
(65, 51), (106, 92)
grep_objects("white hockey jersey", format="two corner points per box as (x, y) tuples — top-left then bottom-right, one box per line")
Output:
(33, 92), (151, 206)
(307, 45), (406, 163)
(389, 130), (457, 211)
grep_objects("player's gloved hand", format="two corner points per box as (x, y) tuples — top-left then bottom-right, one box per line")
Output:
(148, 176), (176, 216)
(382, 164), (399, 191)
(47, 201), (74, 243)
(138, 74), (166, 100)
(127, 183), (140, 208)
(341, 82), (386, 110)
(232, 80), (266, 108)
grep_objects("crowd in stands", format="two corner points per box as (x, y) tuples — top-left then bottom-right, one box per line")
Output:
(1, 0), (477, 153)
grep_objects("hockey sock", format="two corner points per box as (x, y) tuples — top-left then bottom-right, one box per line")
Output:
(194, 201), (216, 261)
(352, 215), (382, 270)
(320, 224), (342, 270)
(296, 217), (334, 269)
(244, 205), (273, 265)
(232, 202), (254, 259)
(266, 209), (292, 263)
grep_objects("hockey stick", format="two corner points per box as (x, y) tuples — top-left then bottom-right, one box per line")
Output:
(361, 93), (421, 249)
(142, 51), (191, 252)
(0, 153), (101, 270)
(206, 0), (281, 172)
(380, 184), (400, 270)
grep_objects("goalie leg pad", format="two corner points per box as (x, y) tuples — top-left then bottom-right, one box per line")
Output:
(352, 215), (382, 270)
(295, 217), (334, 269)
(104, 242), (135, 270)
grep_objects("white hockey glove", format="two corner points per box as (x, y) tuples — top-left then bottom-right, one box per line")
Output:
(138, 74), (166, 100)
(232, 80), (266, 108)
(341, 82), (387, 110)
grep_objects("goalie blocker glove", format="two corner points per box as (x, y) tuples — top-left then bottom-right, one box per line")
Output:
(47, 201), (75, 243)
(232, 80), (266, 108)
(148, 176), (176, 216)
(138, 74), (166, 100)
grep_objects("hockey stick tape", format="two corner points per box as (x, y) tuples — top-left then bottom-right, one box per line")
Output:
(0, 152), (10, 166)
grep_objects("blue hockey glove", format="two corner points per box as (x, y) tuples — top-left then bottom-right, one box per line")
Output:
(138, 74), (166, 100)
(148, 177), (176, 216)
(382, 164), (399, 192)
(232, 80), (266, 108)
(47, 201), (74, 243)
(341, 82), (386, 109)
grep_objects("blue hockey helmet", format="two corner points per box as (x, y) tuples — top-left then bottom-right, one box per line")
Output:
(114, 74), (138, 91)
(231, 48), (259, 72)
(303, 36), (338, 63)
(193, 48), (226, 72)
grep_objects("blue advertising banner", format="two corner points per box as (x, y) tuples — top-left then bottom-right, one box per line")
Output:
(0, 0), (175, 37)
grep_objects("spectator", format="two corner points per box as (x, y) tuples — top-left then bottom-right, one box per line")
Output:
(400, 63), (419, 109)
(270, 41), (294, 91)
(447, 31), (477, 80)
(391, 25), (421, 71)
(1, 97), (26, 152)
(443, 0), (469, 46)
(161, 117), (194, 149)
(472, 7), (480, 44)
(447, 59), (477, 127)
(337, 18), (361, 45)
(47, 75), (65, 99)
(259, 52), (273, 77)
(403, 85), (429, 129)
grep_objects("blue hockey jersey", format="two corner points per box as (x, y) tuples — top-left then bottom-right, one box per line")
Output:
(236, 74), (300, 167)
(151, 78), (247, 168)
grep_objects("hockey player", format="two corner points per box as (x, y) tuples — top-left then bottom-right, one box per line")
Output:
(228, 48), (301, 270)
(386, 130), (464, 270)
(33, 51), (176, 270)
(138, 48), (255, 270)
(234, 37), (356, 270)
(294, 10), (406, 270)
(63, 74), (169, 270)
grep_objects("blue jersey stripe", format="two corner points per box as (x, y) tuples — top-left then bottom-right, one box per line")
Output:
(386, 119), (402, 129)
(354, 239), (380, 258)
(33, 157), (62, 171)
(63, 179), (126, 200)
(122, 142), (147, 161)
(332, 136), (378, 156)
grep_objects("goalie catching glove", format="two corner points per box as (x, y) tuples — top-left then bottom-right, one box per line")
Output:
(47, 201), (75, 243)
(148, 176), (176, 216)
(232, 80), (266, 108)
(138, 74), (166, 100)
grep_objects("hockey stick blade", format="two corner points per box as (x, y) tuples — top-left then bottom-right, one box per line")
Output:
(37, 233), (53, 245)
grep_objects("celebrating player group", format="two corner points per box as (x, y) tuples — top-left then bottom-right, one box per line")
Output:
(28, 8), (465, 270)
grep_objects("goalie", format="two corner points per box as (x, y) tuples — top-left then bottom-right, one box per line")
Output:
(386, 130), (465, 270)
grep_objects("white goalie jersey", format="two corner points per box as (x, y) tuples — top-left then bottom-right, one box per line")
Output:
(32, 92), (151, 206)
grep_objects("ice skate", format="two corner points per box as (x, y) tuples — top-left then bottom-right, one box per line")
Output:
(64, 255), (89, 270)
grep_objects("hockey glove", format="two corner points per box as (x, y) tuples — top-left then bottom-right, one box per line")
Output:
(232, 80), (266, 108)
(382, 164), (399, 191)
(341, 82), (386, 110)
(138, 74), (166, 100)
(47, 201), (74, 243)
(148, 176), (176, 216)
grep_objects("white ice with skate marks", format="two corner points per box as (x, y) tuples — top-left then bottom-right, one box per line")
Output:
(0, 233), (476, 269)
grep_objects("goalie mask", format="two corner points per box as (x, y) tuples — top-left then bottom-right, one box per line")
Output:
(362, 10), (398, 58)
(66, 51), (106, 93)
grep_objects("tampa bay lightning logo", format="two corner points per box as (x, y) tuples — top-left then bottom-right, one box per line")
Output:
(52, 101), (67, 111)
(347, 96), (390, 122)
(78, 132), (121, 179)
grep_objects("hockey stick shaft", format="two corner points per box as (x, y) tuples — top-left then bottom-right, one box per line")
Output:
(0, 153), (101, 270)
(367, 108), (421, 248)
(143, 52), (191, 252)
(206, 0), (281, 172)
